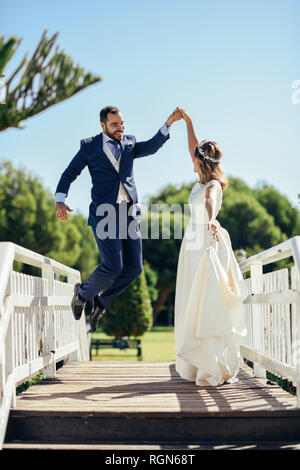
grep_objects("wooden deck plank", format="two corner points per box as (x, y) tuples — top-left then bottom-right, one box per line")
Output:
(4, 441), (300, 450)
(6, 362), (300, 446)
(12, 361), (297, 414)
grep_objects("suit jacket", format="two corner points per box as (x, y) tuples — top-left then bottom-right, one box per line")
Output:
(55, 129), (170, 226)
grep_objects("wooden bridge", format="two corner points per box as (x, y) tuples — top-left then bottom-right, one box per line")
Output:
(1, 238), (300, 450)
(3, 362), (300, 450)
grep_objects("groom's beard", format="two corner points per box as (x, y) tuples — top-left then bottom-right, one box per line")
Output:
(103, 125), (123, 141)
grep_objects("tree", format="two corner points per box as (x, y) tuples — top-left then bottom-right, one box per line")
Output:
(142, 176), (299, 324)
(0, 160), (99, 278)
(147, 182), (194, 207)
(143, 259), (159, 304)
(142, 211), (184, 324)
(218, 189), (285, 251)
(0, 30), (101, 132)
(101, 270), (153, 338)
(70, 213), (100, 282)
(255, 184), (300, 238)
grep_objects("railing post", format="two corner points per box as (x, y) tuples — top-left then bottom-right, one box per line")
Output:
(66, 273), (81, 363)
(293, 298), (300, 408)
(250, 261), (266, 378)
(291, 237), (300, 406)
(6, 276), (16, 409)
(42, 264), (56, 378)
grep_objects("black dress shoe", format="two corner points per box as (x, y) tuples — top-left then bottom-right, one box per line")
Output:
(90, 295), (106, 333)
(71, 282), (87, 320)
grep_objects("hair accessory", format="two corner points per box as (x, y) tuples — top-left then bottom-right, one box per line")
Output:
(196, 140), (219, 163)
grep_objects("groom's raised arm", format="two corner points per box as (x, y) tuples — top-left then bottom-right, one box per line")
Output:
(133, 109), (181, 159)
(133, 125), (169, 159)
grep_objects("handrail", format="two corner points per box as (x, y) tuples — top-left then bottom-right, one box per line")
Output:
(239, 236), (300, 272)
(239, 236), (300, 407)
(0, 241), (89, 449)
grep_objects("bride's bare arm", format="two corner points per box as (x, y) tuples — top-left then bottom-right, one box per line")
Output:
(176, 108), (199, 161)
(205, 184), (220, 242)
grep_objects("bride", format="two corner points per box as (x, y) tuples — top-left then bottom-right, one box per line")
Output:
(174, 107), (247, 386)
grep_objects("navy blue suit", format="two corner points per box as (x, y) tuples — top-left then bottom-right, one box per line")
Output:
(55, 128), (170, 306)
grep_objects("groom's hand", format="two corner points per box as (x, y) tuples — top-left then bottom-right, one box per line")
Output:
(166, 108), (182, 127)
(56, 202), (73, 222)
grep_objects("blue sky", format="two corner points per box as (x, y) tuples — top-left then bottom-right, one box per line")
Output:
(1, 0), (299, 217)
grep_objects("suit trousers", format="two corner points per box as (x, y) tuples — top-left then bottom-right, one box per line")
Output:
(78, 201), (143, 307)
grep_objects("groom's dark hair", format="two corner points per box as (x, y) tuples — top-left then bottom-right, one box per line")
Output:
(100, 106), (120, 123)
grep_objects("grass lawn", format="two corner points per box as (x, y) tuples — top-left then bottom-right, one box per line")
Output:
(91, 326), (175, 362)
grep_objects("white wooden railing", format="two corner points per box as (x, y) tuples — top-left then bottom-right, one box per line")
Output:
(239, 236), (300, 406)
(0, 241), (89, 449)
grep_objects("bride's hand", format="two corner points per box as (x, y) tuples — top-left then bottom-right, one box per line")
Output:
(176, 107), (191, 123)
(208, 219), (220, 242)
(166, 108), (182, 126)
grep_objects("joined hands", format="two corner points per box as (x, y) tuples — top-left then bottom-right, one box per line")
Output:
(166, 107), (191, 126)
(175, 107), (191, 122)
(166, 108), (183, 127)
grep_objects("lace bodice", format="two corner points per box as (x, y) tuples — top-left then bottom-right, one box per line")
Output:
(188, 179), (223, 225)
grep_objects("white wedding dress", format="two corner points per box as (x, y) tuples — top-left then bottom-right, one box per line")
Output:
(174, 179), (247, 386)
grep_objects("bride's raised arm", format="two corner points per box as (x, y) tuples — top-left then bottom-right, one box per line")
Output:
(176, 107), (199, 162)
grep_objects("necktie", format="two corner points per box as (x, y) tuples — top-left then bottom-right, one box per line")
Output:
(108, 139), (121, 161)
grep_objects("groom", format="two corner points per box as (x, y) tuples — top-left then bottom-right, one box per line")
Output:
(55, 105), (181, 331)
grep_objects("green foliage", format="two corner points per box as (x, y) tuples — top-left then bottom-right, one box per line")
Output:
(16, 371), (44, 395)
(143, 259), (159, 303)
(225, 176), (253, 194)
(0, 159), (99, 277)
(148, 182), (194, 207)
(64, 212), (99, 281)
(0, 30), (101, 131)
(141, 211), (185, 290)
(266, 371), (296, 396)
(101, 270), (153, 338)
(1, 156), (298, 330)
(0, 160), (60, 253)
(218, 189), (285, 251)
(142, 175), (299, 323)
(255, 184), (300, 238)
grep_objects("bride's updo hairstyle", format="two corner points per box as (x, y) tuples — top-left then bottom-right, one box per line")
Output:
(194, 140), (228, 190)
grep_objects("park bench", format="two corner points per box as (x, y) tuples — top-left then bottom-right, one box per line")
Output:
(91, 337), (142, 358)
